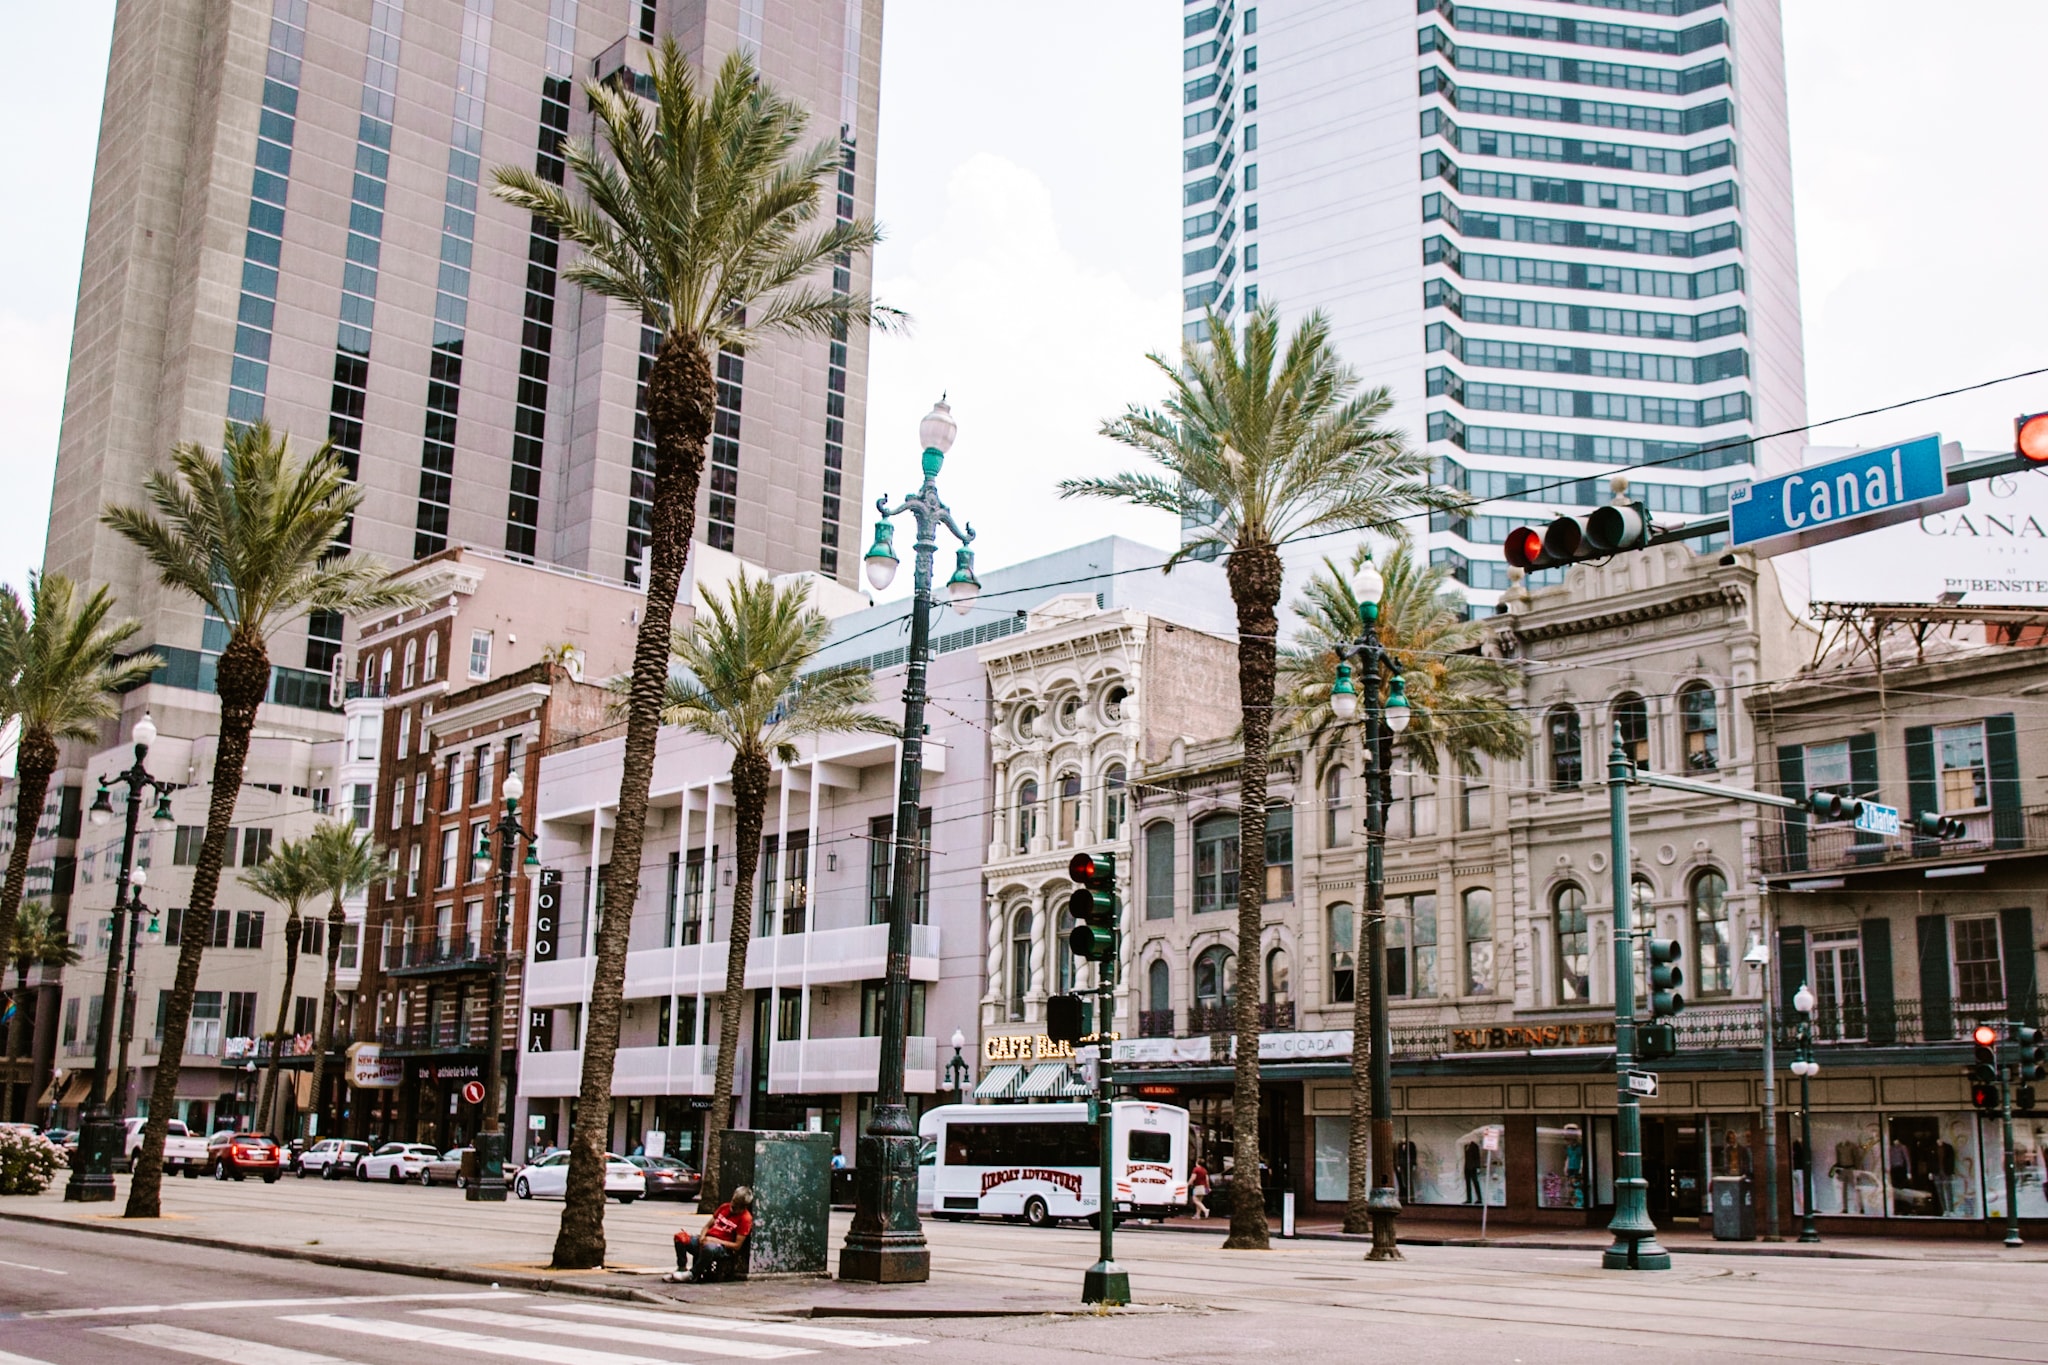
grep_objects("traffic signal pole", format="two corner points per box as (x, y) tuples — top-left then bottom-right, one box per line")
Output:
(2001, 1076), (2021, 1248)
(1604, 731), (1670, 1270)
(1087, 970), (1127, 1306)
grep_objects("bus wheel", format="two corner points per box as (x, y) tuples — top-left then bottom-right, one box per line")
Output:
(1024, 1197), (1051, 1228)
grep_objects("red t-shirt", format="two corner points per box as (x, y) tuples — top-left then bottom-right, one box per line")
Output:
(704, 1204), (753, 1244)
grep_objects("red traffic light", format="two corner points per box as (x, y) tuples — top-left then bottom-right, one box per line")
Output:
(1069, 851), (1099, 883)
(1503, 526), (1546, 571)
(1974, 1023), (2001, 1048)
(2019, 413), (2048, 463)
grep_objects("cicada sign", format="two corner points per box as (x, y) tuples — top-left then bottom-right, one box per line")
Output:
(1729, 434), (1965, 557)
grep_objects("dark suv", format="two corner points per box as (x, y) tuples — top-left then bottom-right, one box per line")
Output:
(207, 1130), (283, 1182)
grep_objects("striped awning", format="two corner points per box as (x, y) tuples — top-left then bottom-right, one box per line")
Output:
(1017, 1061), (1088, 1098)
(972, 1063), (1023, 1100)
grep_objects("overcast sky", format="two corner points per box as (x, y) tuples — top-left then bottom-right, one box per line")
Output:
(5, 1), (2046, 599)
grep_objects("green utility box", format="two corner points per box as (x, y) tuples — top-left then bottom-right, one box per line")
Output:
(713, 1129), (832, 1278)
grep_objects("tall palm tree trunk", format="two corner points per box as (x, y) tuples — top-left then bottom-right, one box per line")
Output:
(259, 911), (302, 1135)
(551, 336), (713, 1269)
(0, 732), (56, 976)
(1224, 545), (1281, 1251)
(697, 746), (770, 1214)
(127, 634), (267, 1218)
(308, 901), (346, 1138)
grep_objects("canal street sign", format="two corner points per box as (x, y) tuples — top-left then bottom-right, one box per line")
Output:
(1729, 434), (1967, 557)
(1855, 801), (1901, 837)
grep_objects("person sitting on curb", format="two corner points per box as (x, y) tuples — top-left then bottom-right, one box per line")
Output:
(665, 1186), (755, 1284)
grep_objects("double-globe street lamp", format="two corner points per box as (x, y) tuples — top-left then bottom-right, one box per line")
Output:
(1790, 981), (1821, 1243)
(841, 399), (979, 1284)
(1327, 550), (1410, 1261)
(470, 771), (540, 1201)
(65, 712), (175, 1203)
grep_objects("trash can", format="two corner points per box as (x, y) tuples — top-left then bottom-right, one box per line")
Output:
(713, 1129), (832, 1278)
(1711, 1174), (1755, 1241)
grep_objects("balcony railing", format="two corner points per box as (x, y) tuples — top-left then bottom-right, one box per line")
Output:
(382, 929), (492, 974)
(1753, 806), (2043, 878)
(1139, 1010), (1175, 1038)
(376, 1019), (486, 1052)
(1184, 1001), (1295, 1035)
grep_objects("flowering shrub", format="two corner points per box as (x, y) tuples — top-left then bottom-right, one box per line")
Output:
(0, 1126), (63, 1195)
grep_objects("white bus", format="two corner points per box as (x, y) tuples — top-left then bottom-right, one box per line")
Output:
(917, 1101), (1189, 1227)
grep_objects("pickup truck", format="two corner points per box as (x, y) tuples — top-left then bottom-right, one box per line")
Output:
(125, 1117), (207, 1177)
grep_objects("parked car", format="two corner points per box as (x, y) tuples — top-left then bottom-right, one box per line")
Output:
(298, 1139), (371, 1180)
(124, 1117), (207, 1176)
(626, 1154), (701, 1201)
(357, 1142), (438, 1183)
(512, 1150), (643, 1203)
(207, 1130), (282, 1182)
(422, 1147), (471, 1188)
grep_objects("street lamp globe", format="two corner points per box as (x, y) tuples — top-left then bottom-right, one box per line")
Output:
(503, 773), (525, 804)
(133, 712), (158, 748)
(863, 521), (900, 591)
(130, 867), (146, 888)
(1329, 662), (1359, 721)
(945, 548), (981, 617)
(1793, 983), (1816, 1015)
(1384, 675), (1412, 734)
(1355, 551), (1386, 618)
(950, 1028), (966, 1050)
(919, 398), (957, 456)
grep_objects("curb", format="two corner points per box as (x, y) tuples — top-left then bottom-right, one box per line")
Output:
(0, 1209), (669, 1305)
(1119, 1219), (2030, 1261)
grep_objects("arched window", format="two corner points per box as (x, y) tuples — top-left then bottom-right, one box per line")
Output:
(361, 653), (373, 688)
(1631, 877), (1656, 1000)
(1614, 693), (1650, 770)
(1147, 959), (1170, 1014)
(1056, 916), (1076, 992)
(1057, 771), (1082, 845)
(1102, 764), (1128, 841)
(1008, 908), (1033, 1019)
(1462, 887), (1495, 995)
(423, 631), (439, 681)
(1194, 945), (1235, 1027)
(1143, 821), (1175, 920)
(1017, 706), (1037, 739)
(1325, 766), (1350, 848)
(1690, 868), (1729, 996)
(1680, 682), (1718, 770)
(1548, 707), (1581, 789)
(1059, 696), (1081, 730)
(379, 648), (393, 693)
(403, 639), (418, 690)
(1105, 685), (1128, 722)
(1193, 813), (1240, 913)
(1265, 947), (1291, 1008)
(1328, 903), (1356, 1003)
(1015, 779), (1039, 852)
(1554, 883), (1589, 1004)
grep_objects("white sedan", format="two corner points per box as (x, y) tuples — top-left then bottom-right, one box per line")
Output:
(512, 1151), (644, 1203)
(357, 1142), (439, 1183)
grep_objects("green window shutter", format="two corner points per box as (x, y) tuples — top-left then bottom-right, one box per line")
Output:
(1916, 913), (1952, 1043)
(1777, 924), (1807, 1017)
(1904, 726), (1937, 854)
(2000, 904), (2037, 1023)
(1986, 714), (2021, 850)
(1860, 917), (1895, 1044)
(1848, 733), (1882, 857)
(1776, 745), (1807, 871)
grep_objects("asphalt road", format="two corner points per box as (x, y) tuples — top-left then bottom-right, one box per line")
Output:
(2, 1212), (2044, 1363)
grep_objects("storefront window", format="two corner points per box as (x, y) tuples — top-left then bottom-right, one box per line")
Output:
(1794, 1112), (1884, 1217)
(1312, 1117), (1350, 1201)
(1403, 1115), (1505, 1207)
(1888, 1114), (1984, 1219)
(1536, 1117), (1592, 1209)
(1983, 1114), (2048, 1220)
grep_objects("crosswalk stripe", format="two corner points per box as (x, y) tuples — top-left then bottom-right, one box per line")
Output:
(27, 1290), (527, 1320)
(413, 1308), (812, 1360)
(89, 1323), (371, 1364)
(534, 1302), (926, 1349)
(281, 1313), (719, 1365)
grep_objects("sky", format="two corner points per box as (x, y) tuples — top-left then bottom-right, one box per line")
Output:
(5, 1), (2047, 600)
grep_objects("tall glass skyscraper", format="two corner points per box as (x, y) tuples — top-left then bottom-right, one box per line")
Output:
(1180, 0), (1804, 607)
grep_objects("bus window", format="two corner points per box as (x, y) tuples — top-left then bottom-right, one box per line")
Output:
(1129, 1130), (1172, 1163)
(918, 1136), (937, 1166)
(946, 1121), (1096, 1167)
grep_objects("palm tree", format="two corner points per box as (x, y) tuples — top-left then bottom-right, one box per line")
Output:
(240, 840), (314, 1136)
(655, 573), (894, 1214)
(1276, 543), (1528, 1232)
(0, 574), (159, 973)
(5, 904), (79, 1121)
(299, 820), (385, 1146)
(103, 421), (416, 1218)
(1062, 303), (1458, 1249)
(492, 41), (896, 1270)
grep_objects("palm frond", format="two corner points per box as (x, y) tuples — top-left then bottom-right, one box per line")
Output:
(0, 574), (161, 744)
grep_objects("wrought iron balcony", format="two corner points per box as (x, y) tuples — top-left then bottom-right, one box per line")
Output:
(1753, 806), (2045, 879)
(1138, 1010), (1175, 1039)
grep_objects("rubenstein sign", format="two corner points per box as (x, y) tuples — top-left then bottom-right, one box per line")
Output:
(1808, 453), (2048, 606)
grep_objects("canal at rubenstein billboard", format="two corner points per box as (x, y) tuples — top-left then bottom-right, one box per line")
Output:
(1806, 447), (2048, 604)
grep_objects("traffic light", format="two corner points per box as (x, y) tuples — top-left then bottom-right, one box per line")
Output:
(2014, 1025), (2047, 1082)
(1913, 811), (1967, 839)
(1046, 993), (1091, 1045)
(1066, 852), (1119, 972)
(1647, 937), (1685, 1018)
(1502, 501), (1652, 571)
(1974, 1078), (2005, 1113)
(1973, 1022), (2002, 1086)
(1805, 791), (1867, 821)
(1638, 1022), (1678, 1062)
(2018, 412), (2048, 464)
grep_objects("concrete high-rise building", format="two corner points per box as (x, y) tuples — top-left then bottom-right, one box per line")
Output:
(1179, 0), (1805, 607)
(46, 0), (883, 696)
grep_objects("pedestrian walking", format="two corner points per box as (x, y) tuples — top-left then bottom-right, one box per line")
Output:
(1189, 1160), (1210, 1219)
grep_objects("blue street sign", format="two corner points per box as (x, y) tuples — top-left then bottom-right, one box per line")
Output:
(1855, 802), (1900, 837)
(1728, 434), (1963, 556)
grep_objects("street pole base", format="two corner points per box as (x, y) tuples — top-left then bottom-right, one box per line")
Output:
(1798, 1226), (1821, 1244)
(837, 1234), (931, 1284)
(64, 1113), (121, 1203)
(1082, 1260), (1130, 1306)
(1365, 1188), (1403, 1261)
(468, 1131), (507, 1203)
(2005, 1232), (2024, 1248)
(838, 1133), (929, 1284)
(1601, 1234), (1672, 1271)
